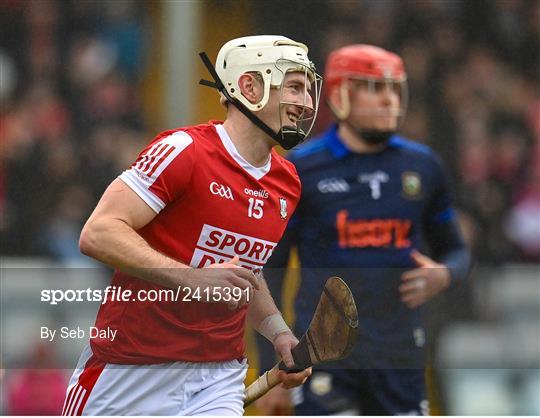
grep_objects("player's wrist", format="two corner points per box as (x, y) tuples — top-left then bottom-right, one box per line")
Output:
(175, 266), (196, 288)
(439, 266), (451, 290)
(427, 266), (451, 297)
(258, 313), (291, 342)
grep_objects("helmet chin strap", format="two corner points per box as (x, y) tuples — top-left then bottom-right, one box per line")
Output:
(330, 105), (393, 147)
(343, 119), (395, 146)
(356, 128), (394, 145)
(279, 126), (307, 150)
(198, 52), (305, 150)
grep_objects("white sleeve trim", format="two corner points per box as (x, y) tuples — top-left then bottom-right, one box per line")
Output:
(119, 170), (166, 213)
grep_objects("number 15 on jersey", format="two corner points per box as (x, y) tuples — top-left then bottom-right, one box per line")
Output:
(248, 198), (264, 219)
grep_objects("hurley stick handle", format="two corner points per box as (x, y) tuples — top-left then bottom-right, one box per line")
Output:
(244, 339), (311, 407)
(244, 364), (281, 407)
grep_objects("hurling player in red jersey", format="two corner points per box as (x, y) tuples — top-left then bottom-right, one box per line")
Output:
(62, 35), (322, 416)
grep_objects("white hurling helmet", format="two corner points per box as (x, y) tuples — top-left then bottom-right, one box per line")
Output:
(200, 35), (322, 149)
(216, 35), (317, 110)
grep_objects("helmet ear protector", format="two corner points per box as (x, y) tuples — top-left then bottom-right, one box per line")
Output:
(199, 35), (322, 150)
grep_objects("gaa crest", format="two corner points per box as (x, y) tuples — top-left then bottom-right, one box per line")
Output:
(401, 171), (422, 199)
(279, 197), (287, 220)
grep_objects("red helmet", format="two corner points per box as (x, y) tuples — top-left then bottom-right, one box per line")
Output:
(324, 44), (406, 93)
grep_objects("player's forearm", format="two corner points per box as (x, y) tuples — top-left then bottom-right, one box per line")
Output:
(440, 246), (471, 285)
(79, 217), (189, 288)
(427, 219), (472, 285)
(247, 277), (280, 327)
(247, 276), (291, 341)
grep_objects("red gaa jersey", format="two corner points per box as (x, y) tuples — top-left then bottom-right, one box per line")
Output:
(90, 122), (301, 364)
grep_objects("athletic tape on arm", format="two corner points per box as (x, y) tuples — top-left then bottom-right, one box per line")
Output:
(258, 314), (291, 342)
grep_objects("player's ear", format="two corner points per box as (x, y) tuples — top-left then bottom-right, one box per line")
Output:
(238, 73), (263, 105)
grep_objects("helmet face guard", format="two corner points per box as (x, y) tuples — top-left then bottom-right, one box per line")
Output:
(199, 35), (322, 150)
(337, 75), (408, 123)
(275, 58), (322, 149)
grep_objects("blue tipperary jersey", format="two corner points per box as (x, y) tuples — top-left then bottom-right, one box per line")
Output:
(267, 124), (458, 369)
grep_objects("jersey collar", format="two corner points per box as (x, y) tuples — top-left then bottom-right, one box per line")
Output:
(324, 124), (404, 158)
(214, 123), (272, 180)
(324, 124), (352, 159)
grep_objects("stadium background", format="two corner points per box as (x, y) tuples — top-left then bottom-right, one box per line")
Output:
(1, 0), (538, 415)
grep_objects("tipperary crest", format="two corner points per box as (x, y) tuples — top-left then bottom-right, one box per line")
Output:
(279, 197), (288, 220)
(401, 171), (422, 199)
(310, 372), (333, 396)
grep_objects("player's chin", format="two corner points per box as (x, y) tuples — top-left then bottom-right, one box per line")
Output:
(281, 123), (298, 131)
(374, 119), (398, 131)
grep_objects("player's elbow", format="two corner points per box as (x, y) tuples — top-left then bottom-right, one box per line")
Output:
(79, 219), (102, 258)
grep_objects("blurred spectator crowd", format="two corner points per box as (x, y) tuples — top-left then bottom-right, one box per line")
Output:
(1, 0), (149, 263)
(1, 0), (539, 265)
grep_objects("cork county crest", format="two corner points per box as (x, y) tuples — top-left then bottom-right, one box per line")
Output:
(279, 197), (288, 219)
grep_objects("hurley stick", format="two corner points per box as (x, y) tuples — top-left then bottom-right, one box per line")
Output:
(244, 276), (358, 406)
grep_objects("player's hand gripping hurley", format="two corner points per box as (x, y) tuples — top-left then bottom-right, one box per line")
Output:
(244, 276), (359, 406)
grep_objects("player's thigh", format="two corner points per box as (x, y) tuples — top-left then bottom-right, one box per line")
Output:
(185, 358), (248, 416)
(82, 362), (194, 415)
(64, 346), (197, 415)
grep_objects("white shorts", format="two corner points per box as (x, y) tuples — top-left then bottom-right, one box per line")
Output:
(62, 344), (248, 416)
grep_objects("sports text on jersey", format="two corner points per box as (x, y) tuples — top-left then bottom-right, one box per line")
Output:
(336, 210), (411, 248)
(190, 224), (277, 270)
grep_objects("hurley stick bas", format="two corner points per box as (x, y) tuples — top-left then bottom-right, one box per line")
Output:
(244, 276), (359, 406)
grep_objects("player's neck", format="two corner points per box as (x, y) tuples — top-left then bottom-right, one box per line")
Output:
(222, 118), (272, 167)
(337, 123), (386, 154)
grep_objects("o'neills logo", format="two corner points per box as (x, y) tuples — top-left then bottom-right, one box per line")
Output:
(336, 210), (411, 249)
(244, 188), (269, 199)
(190, 224), (277, 270)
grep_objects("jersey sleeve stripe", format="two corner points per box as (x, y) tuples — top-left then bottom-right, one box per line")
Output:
(145, 131), (193, 182)
(135, 142), (162, 171)
(147, 145), (175, 177)
(138, 143), (166, 173)
(119, 171), (166, 213)
(118, 131), (193, 213)
(142, 144), (169, 174)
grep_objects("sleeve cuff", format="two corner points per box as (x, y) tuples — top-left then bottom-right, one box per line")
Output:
(119, 170), (166, 214)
